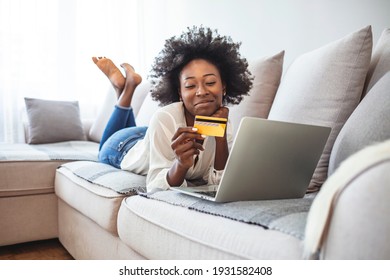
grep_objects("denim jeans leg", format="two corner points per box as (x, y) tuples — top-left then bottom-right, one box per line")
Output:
(98, 126), (148, 168)
(99, 105), (137, 151)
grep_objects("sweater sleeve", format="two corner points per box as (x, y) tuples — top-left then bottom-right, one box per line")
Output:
(145, 110), (187, 192)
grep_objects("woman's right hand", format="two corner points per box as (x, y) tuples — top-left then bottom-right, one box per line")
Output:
(167, 127), (205, 187)
(171, 127), (205, 170)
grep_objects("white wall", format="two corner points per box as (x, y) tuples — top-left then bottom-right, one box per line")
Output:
(138, 0), (390, 75)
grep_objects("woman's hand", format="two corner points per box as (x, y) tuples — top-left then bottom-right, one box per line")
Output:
(167, 127), (205, 186)
(171, 127), (205, 169)
(212, 106), (229, 170)
(211, 106), (229, 121)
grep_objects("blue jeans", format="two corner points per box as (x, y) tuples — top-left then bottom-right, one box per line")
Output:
(98, 105), (147, 168)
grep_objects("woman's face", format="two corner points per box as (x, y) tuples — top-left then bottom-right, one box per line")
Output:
(179, 59), (225, 121)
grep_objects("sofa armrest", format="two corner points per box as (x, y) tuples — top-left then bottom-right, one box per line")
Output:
(321, 161), (390, 259)
(304, 140), (390, 259)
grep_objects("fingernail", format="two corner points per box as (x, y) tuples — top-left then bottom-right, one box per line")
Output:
(201, 134), (207, 138)
(192, 127), (198, 131)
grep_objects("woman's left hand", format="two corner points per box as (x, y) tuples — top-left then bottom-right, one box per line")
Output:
(211, 106), (229, 120)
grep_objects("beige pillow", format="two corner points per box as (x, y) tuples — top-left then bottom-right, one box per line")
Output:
(229, 51), (284, 136)
(268, 26), (373, 191)
(362, 28), (390, 98)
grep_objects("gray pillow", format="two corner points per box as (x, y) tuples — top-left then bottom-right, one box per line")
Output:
(328, 72), (390, 175)
(362, 28), (390, 98)
(25, 97), (86, 144)
(268, 26), (372, 191)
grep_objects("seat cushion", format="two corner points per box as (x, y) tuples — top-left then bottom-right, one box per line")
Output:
(55, 161), (143, 235)
(0, 160), (66, 197)
(55, 165), (124, 235)
(0, 141), (98, 197)
(117, 195), (304, 259)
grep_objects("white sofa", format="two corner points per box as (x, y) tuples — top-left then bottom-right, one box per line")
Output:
(1, 25), (390, 259)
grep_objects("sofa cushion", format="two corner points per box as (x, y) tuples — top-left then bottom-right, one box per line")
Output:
(268, 26), (373, 191)
(55, 163), (130, 235)
(24, 98), (86, 144)
(141, 190), (314, 239)
(328, 72), (390, 175)
(228, 51), (284, 134)
(0, 141), (98, 196)
(135, 89), (160, 127)
(87, 88), (117, 143)
(0, 141), (98, 162)
(362, 28), (390, 97)
(0, 161), (68, 197)
(117, 195), (304, 259)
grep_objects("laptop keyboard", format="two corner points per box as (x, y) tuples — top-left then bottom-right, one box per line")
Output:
(196, 191), (217, 197)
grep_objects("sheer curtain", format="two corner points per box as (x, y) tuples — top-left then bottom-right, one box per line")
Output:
(0, 0), (141, 143)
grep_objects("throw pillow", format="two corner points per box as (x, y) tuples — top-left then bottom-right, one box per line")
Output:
(328, 72), (390, 175)
(88, 81), (152, 143)
(135, 89), (160, 127)
(268, 26), (373, 191)
(24, 97), (86, 144)
(362, 28), (390, 98)
(228, 51), (284, 136)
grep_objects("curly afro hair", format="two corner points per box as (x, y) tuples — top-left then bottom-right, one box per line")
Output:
(149, 26), (253, 106)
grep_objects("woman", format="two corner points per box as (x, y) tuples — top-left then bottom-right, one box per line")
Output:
(94, 26), (252, 192)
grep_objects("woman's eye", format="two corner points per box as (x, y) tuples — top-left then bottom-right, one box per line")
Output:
(206, 82), (216, 86)
(185, 85), (195, 89)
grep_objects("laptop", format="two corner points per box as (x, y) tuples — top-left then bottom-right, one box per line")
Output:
(170, 117), (331, 203)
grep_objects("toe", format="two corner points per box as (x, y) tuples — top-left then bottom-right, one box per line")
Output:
(120, 63), (135, 71)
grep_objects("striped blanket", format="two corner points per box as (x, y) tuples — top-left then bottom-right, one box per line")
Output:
(59, 159), (313, 239)
(61, 161), (147, 195)
(0, 141), (99, 161)
(141, 190), (316, 240)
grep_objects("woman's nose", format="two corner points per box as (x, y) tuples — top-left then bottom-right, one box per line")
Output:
(196, 85), (207, 95)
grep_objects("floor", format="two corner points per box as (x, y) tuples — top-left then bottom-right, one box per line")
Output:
(0, 238), (73, 260)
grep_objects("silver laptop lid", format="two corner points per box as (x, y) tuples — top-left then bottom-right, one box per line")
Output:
(214, 117), (331, 202)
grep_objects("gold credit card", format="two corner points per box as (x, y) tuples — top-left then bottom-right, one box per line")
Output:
(194, 115), (227, 137)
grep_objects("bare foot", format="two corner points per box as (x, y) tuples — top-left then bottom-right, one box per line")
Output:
(117, 63), (142, 107)
(92, 57), (125, 97)
(121, 63), (142, 87)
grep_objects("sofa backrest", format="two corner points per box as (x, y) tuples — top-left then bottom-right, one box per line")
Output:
(328, 28), (390, 175)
